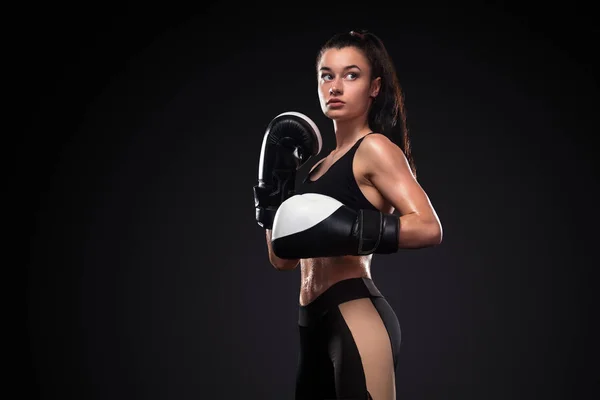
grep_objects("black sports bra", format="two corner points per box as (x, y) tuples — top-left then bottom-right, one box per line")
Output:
(296, 133), (379, 212)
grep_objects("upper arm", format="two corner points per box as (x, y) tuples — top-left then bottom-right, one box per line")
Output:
(360, 134), (440, 223)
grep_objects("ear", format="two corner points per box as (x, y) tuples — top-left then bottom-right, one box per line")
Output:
(370, 77), (382, 98)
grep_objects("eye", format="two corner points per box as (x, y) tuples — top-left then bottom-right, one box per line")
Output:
(346, 72), (358, 80)
(320, 73), (333, 81)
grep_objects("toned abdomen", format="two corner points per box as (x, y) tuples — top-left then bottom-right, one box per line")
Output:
(299, 255), (372, 306)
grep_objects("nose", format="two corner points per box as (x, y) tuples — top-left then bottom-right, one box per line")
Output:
(328, 74), (345, 96)
(329, 82), (342, 95)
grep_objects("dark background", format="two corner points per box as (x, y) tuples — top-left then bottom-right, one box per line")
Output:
(23, 3), (598, 399)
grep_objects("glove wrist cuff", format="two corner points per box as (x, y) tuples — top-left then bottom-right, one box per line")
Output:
(357, 210), (399, 254)
(255, 206), (276, 230)
(357, 209), (382, 255)
(376, 213), (400, 254)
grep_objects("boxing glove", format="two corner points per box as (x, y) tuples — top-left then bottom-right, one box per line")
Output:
(254, 112), (322, 229)
(271, 193), (399, 259)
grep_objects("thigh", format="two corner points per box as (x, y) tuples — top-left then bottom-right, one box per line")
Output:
(331, 298), (397, 400)
(295, 325), (336, 400)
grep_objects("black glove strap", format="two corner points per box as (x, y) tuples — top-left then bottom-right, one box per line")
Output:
(253, 167), (297, 229)
(357, 210), (400, 255)
(255, 206), (276, 229)
(357, 209), (383, 255)
(376, 213), (400, 254)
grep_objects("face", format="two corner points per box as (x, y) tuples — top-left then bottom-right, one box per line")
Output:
(317, 46), (381, 122)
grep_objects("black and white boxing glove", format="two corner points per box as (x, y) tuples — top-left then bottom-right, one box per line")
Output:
(271, 193), (400, 259)
(253, 112), (322, 229)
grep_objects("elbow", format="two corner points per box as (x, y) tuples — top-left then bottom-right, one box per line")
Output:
(428, 222), (443, 246)
(419, 220), (442, 247)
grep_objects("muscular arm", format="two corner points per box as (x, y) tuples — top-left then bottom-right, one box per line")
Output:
(266, 229), (300, 270)
(361, 134), (443, 249)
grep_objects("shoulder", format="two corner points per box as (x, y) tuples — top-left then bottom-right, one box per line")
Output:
(361, 132), (394, 150)
(357, 133), (410, 176)
(359, 133), (407, 163)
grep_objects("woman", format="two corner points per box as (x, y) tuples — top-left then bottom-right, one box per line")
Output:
(265, 30), (442, 399)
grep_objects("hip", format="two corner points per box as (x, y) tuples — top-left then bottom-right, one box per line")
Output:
(298, 277), (383, 327)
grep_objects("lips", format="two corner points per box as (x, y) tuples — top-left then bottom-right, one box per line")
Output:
(327, 99), (345, 105)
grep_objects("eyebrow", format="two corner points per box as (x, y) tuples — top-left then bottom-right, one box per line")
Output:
(319, 65), (362, 71)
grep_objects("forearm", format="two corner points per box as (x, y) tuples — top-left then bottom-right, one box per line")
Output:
(397, 212), (443, 249)
(266, 230), (300, 270)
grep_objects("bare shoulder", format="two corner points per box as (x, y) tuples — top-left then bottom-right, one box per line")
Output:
(357, 133), (410, 174)
(360, 133), (402, 155)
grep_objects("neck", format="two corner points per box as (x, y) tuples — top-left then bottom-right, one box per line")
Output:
(332, 115), (372, 150)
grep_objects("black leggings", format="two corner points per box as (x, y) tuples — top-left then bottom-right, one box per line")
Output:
(295, 277), (402, 400)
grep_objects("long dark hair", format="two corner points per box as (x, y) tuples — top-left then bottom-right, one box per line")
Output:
(316, 29), (417, 179)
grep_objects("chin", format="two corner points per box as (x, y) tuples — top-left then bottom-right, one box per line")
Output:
(323, 108), (348, 120)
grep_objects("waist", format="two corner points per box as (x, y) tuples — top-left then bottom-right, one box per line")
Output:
(298, 277), (383, 327)
(299, 257), (371, 305)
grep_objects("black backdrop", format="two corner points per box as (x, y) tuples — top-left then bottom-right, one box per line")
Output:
(24, 4), (598, 399)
